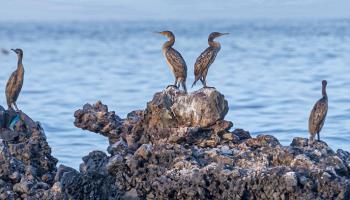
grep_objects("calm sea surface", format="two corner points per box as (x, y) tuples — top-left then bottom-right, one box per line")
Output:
(0, 20), (350, 168)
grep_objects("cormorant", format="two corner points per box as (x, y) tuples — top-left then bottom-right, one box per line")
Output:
(157, 31), (187, 93)
(308, 80), (328, 145)
(192, 32), (229, 88)
(5, 49), (24, 111)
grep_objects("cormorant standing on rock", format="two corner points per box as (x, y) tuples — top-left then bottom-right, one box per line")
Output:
(192, 32), (229, 88)
(6, 49), (24, 111)
(308, 80), (328, 145)
(157, 31), (187, 93)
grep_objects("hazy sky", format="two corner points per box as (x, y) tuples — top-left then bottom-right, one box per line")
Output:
(0, 0), (349, 21)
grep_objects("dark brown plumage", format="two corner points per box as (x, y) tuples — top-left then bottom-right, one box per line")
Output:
(6, 49), (24, 111)
(157, 31), (187, 93)
(308, 80), (328, 145)
(192, 32), (229, 88)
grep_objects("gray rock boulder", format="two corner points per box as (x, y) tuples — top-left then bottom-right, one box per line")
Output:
(144, 86), (228, 130)
(171, 87), (228, 127)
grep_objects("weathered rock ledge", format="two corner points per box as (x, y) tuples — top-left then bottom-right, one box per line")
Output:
(1, 87), (350, 199)
(0, 107), (58, 199)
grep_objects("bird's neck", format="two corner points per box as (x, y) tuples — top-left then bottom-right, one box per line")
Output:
(322, 86), (327, 98)
(17, 55), (24, 73)
(208, 38), (220, 48)
(17, 55), (23, 67)
(163, 36), (175, 49)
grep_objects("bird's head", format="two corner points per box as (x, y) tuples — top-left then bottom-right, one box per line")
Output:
(322, 80), (327, 97)
(209, 32), (229, 39)
(322, 80), (327, 87)
(155, 31), (175, 39)
(11, 48), (23, 56)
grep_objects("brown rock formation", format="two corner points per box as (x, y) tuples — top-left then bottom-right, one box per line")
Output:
(74, 87), (233, 149)
(2, 87), (350, 199)
(73, 87), (350, 200)
(0, 110), (57, 199)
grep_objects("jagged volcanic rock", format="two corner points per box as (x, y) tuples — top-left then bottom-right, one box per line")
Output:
(0, 110), (57, 200)
(2, 87), (350, 199)
(74, 87), (233, 149)
(73, 87), (350, 200)
(74, 101), (122, 143)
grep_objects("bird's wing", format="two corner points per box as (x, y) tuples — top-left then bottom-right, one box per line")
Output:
(12, 77), (24, 102)
(194, 47), (217, 77)
(165, 48), (187, 78)
(5, 71), (18, 100)
(309, 98), (328, 133)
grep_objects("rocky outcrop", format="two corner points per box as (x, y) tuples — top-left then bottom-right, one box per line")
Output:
(2, 87), (350, 199)
(73, 87), (350, 199)
(104, 135), (350, 199)
(74, 101), (122, 141)
(0, 109), (120, 200)
(74, 87), (233, 149)
(0, 110), (57, 200)
(49, 151), (121, 200)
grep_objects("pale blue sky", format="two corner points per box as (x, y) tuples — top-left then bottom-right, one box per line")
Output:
(0, 0), (349, 21)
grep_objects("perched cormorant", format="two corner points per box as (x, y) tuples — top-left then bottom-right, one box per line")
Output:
(6, 49), (24, 111)
(192, 32), (229, 88)
(157, 31), (187, 93)
(308, 80), (328, 145)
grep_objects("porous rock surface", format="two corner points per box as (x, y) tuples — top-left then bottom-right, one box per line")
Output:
(73, 87), (350, 199)
(0, 110), (57, 199)
(2, 87), (350, 199)
(0, 109), (120, 200)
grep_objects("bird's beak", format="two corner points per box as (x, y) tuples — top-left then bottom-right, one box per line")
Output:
(11, 49), (16, 52)
(220, 33), (229, 36)
(154, 31), (162, 35)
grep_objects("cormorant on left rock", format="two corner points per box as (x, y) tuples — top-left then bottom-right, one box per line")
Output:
(6, 49), (25, 111)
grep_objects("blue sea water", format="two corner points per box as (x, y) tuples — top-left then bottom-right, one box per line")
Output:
(0, 19), (350, 169)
